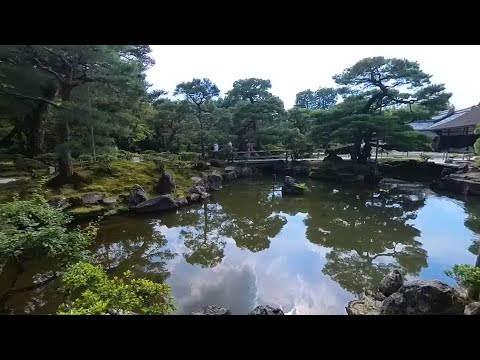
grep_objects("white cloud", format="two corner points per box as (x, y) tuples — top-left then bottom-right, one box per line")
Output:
(146, 45), (480, 109)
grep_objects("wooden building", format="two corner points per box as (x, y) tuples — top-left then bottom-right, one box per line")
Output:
(409, 105), (480, 151)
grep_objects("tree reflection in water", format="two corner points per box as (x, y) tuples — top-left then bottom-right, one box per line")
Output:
(94, 216), (176, 283)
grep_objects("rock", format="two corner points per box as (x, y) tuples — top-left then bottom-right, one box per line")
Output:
(457, 164), (469, 173)
(248, 305), (284, 315)
(380, 280), (466, 315)
(174, 198), (188, 207)
(464, 302), (480, 315)
(191, 176), (205, 186)
(323, 153), (344, 163)
(190, 305), (231, 315)
(225, 166), (237, 173)
(128, 184), (148, 206)
(346, 297), (382, 315)
(67, 196), (83, 207)
(156, 172), (176, 195)
(130, 195), (177, 213)
(82, 192), (105, 205)
(282, 176), (304, 195)
(441, 168), (456, 177)
(186, 185), (210, 203)
(224, 171), (237, 182)
(187, 193), (200, 203)
(210, 159), (225, 167)
(239, 167), (253, 178)
(102, 197), (117, 206)
(193, 160), (210, 171)
(205, 172), (223, 192)
(379, 269), (404, 297)
(48, 196), (70, 209)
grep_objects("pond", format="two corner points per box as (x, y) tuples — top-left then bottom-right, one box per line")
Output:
(3, 178), (480, 314)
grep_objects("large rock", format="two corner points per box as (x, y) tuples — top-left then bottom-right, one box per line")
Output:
(282, 176), (304, 195)
(224, 171), (237, 182)
(191, 176), (205, 186)
(130, 195), (177, 213)
(464, 302), (480, 315)
(156, 172), (176, 195)
(190, 305), (231, 315)
(174, 198), (188, 207)
(248, 305), (284, 315)
(346, 297), (382, 315)
(102, 197), (117, 207)
(239, 167), (253, 178)
(48, 196), (70, 209)
(128, 184), (148, 206)
(205, 172), (223, 192)
(379, 269), (404, 297)
(186, 185), (210, 203)
(380, 280), (466, 315)
(82, 192), (105, 205)
(323, 153), (344, 163)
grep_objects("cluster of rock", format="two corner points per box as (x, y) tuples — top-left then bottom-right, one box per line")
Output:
(430, 164), (480, 196)
(190, 305), (284, 315)
(346, 270), (480, 315)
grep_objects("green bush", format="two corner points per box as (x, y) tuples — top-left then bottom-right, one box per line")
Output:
(0, 196), (97, 269)
(445, 264), (480, 300)
(57, 262), (175, 315)
(14, 157), (45, 171)
(179, 152), (201, 161)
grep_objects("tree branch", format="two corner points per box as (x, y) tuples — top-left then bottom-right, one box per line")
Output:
(34, 57), (66, 84)
(0, 89), (60, 107)
(40, 46), (71, 69)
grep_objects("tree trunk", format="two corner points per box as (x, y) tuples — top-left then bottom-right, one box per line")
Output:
(25, 82), (58, 157)
(57, 85), (74, 178)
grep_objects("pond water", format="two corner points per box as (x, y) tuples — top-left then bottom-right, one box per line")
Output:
(3, 178), (480, 314)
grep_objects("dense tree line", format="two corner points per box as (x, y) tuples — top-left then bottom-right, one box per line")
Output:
(1, 46), (453, 183)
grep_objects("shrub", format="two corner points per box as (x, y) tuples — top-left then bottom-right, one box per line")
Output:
(57, 262), (175, 315)
(35, 153), (58, 166)
(14, 157), (45, 171)
(445, 264), (480, 300)
(179, 152), (201, 162)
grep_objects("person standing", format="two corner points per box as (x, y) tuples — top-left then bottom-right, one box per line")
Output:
(226, 141), (234, 163)
(212, 143), (219, 159)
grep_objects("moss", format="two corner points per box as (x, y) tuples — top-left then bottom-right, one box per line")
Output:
(67, 205), (105, 217)
(50, 160), (197, 200)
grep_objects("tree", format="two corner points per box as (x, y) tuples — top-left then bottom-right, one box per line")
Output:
(295, 87), (338, 110)
(0, 45), (153, 179)
(174, 78), (220, 158)
(225, 78), (272, 105)
(57, 262), (175, 315)
(0, 197), (97, 311)
(309, 57), (451, 162)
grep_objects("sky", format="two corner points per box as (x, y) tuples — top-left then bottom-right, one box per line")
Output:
(146, 45), (480, 110)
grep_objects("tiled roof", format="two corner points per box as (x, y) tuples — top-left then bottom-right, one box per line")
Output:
(429, 105), (480, 130)
(409, 105), (479, 132)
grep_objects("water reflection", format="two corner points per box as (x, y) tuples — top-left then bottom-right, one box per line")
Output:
(2, 178), (480, 314)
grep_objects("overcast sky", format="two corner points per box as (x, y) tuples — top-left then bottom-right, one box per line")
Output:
(146, 45), (480, 110)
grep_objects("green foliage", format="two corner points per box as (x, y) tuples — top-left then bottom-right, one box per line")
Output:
(225, 78), (272, 105)
(295, 87), (338, 110)
(57, 262), (175, 315)
(445, 264), (480, 300)
(179, 152), (200, 161)
(14, 156), (45, 171)
(0, 197), (96, 267)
